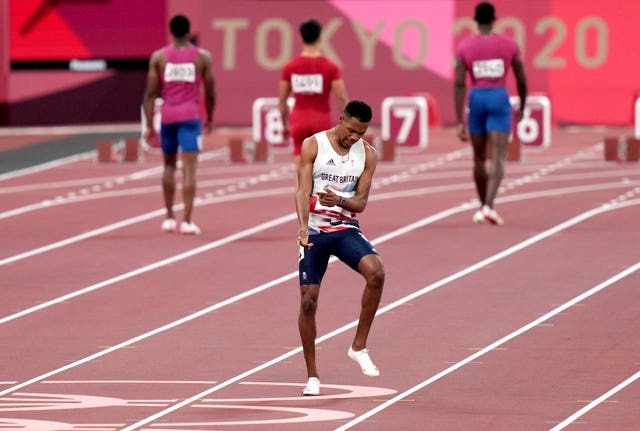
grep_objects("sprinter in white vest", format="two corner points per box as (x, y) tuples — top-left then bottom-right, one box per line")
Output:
(295, 100), (385, 396)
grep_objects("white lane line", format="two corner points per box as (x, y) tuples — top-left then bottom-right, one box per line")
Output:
(0, 145), (591, 261)
(0, 194), (635, 418)
(0, 153), (94, 181)
(548, 369), (640, 430)
(334, 261), (640, 431)
(0, 212), (296, 326)
(0, 200), (474, 397)
(0, 148), (466, 262)
(0, 149), (231, 219)
(3, 179), (639, 327)
(115, 201), (640, 431)
(0, 187), (291, 266)
(4, 176), (638, 266)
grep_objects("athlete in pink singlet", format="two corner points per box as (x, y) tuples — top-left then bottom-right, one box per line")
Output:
(454, 2), (527, 226)
(143, 15), (216, 235)
(279, 19), (349, 166)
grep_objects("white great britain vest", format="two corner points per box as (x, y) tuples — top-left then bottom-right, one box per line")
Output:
(308, 130), (366, 234)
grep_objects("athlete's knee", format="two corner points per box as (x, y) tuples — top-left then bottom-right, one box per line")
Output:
(362, 260), (385, 289)
(300, 286), (319, 314)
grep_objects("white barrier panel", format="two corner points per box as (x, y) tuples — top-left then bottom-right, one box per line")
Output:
(251, 97), (294, 148)
(509, 95), (551, 148)
(381, 96), (428, 150)
(139, 98), (163, 154)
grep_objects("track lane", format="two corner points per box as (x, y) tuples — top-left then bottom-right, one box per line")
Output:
(2, 129), (639, 430)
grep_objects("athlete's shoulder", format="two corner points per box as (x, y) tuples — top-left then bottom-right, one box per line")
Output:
(195, 47), (213, 65)
(196, 46), (212, 57)
(319, 56), (340, 70)
(490, 34), (520, 56)
(456, 34), (476, 50)
(301, 134), (320, 158)
(149, 48), (166, 69)
(363, 139), (377, 155)
(281, 55), (304, 73)
(150, 46), (166, 60)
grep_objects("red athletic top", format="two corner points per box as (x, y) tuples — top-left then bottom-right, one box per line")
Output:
(455, 33), (520, 88)
(281, 55), (342, 152)
(160, 44), (202, 124)
(281, 55), (341, 113)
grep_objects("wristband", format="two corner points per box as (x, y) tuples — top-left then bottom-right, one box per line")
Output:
(339, 197), (345, 207)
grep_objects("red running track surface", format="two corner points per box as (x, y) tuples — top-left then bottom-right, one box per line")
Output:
(1, 127), (639, 431)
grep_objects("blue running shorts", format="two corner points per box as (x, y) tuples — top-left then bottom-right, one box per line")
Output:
(467, 87), (512, 134)
(160, 119), (202, 155)
(298, 228), (378, 285)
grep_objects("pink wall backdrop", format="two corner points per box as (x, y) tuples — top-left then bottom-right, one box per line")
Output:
(4, 0), (638, 126)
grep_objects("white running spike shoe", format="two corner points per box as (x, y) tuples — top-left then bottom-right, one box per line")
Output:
(348, 346), (380, 377)
(302, 377), (320, 396)
(161, 218), (177, 232)
(482, 205), (504, 226)
(180, 221), (201, 235)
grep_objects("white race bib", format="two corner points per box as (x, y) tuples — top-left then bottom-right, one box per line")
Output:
(291, 73), (323, 94)
(472, 59), (505, 79)
(164, 63), (196, 83)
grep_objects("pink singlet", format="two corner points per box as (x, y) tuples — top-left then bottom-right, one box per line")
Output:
(160, 45), (202, 124)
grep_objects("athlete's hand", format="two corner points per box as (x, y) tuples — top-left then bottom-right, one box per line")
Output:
(203, 118), (214, 134)
(316, 187), (340, 207)
(144, 126), (156, 143)
(297, 228), (313, 249)
(514, 108), (524, 123)
(456, 123), (469, 142)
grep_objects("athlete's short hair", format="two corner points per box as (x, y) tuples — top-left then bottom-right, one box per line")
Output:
(170, 15), (190, 38)
(474, 2), (496, 24)
(344, 100), (373, 123)
(300, 19), (322, 44)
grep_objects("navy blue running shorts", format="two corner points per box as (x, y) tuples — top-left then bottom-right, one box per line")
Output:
(298, 228), (378, 285)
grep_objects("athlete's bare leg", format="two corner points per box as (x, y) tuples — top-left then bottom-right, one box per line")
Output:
(162, 153), (178, 219)
(299, 283), (320, 378)
(470, 133), (488, 206)
(351, 254), (385, 351)
(181, 152), (198, 223)
(484, 131), (509, 208)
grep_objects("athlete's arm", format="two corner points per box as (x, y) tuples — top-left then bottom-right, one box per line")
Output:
(454, 59), (469, 142)
(200, 49), (216, 134)
(278, 80), (292, 139)
(511, 57), (528, 122)
(296, 136), (318, 248)
(331, 78), (349, 112)
(142, 50), (163, 141)
(340, 142), (378, 214)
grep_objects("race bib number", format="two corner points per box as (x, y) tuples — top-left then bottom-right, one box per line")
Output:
(291, 73), (323, 94)
(472, 59), (505, 79)
(164, 63), (196, 83)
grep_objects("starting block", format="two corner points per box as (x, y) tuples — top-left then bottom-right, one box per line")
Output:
(253, 139), (269, 163)
(97, 140), (114, 163)
(123, 138), (140, 162)
(96, 138), (141, 163)
(604, 136), (640, 162)
(228, 137), (247, 163)
(365, 134), (395, 162)
(227, 136), (269, 163)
